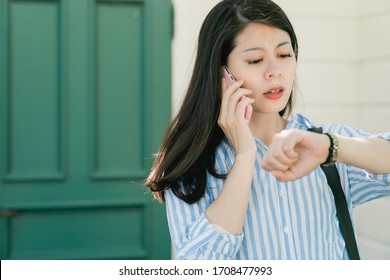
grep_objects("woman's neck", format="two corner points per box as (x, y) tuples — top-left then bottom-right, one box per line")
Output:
(249, 113), (288, 146)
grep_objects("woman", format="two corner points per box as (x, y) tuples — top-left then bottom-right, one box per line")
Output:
(145, 0), (390, 259)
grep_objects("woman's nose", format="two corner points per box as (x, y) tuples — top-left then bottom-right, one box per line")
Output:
(264, 60), (282, 79)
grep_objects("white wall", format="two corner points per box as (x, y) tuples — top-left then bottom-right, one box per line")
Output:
(357, 0), (390, 132)
(171, 0), (390, 259)
(171, 0), (220, 114)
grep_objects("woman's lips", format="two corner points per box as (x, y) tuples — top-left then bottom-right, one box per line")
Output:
(263, 87), (284, 100)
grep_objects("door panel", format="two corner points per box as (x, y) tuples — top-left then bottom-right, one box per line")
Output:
(92, 0), (146, 178)
(8, 203), (149, 259)
(5, 0), (65, 182)
(0, 0), (172, 260)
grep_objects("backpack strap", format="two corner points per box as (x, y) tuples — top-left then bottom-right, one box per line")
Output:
(309, 127), (360, 260)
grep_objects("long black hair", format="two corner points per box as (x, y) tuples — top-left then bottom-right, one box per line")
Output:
(145, 0), (299, 203)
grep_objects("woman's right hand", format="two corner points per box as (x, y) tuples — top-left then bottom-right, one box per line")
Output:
(218, 78), (256, 157)
(207, 79), (257, 235)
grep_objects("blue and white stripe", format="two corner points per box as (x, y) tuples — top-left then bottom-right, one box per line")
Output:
(165, 114), (390, 259)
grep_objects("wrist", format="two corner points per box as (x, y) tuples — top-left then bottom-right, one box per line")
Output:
(235, 151), (256, 168)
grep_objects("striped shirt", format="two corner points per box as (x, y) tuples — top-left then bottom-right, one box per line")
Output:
(164, 114), (390, 259)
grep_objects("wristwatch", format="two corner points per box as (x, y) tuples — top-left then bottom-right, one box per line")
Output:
(323, 133), (340, 166)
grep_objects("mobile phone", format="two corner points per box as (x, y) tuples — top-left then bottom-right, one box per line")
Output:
(221, 66), (236, 86)
(220, 66), (253, 123)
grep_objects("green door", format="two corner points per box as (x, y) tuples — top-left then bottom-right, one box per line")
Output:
(0, 0), (172, 259)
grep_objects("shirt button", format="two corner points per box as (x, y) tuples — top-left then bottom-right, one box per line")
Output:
(283, 226), (290, 234)
(279, 189), (285, 196)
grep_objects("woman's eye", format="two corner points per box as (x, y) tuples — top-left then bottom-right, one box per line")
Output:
(279, 53), (293, 58)
(249, 59), (263, 64)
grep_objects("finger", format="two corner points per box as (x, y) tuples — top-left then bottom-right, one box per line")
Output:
(219, 79), (245, 125)
(274, 145), (299, 164)
(221, 79), (244, 97)
(224, 97), (253, 135)
(227, 88), (253, 123)
(230, 86), (253, 103)
(244, 104), (253, 125)
(268, 131), (300, 162)
(262, 141), (300, 171)
(271, 169), (297, 182)
(262, 140), (297, 171)
(278, 132), (302, 160)
(235, 96), (255, 121)
(261, 154), (294, 172)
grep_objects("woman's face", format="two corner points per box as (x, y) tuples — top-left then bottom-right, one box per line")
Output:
(227, 23), (297, 115)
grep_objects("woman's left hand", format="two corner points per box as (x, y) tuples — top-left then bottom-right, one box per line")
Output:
(261, 129), (330, 182)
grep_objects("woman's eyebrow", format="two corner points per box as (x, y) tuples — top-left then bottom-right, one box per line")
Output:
(243, 41), (291, 53)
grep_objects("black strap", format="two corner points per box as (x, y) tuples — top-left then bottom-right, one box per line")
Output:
(309, 127), (360, 260)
